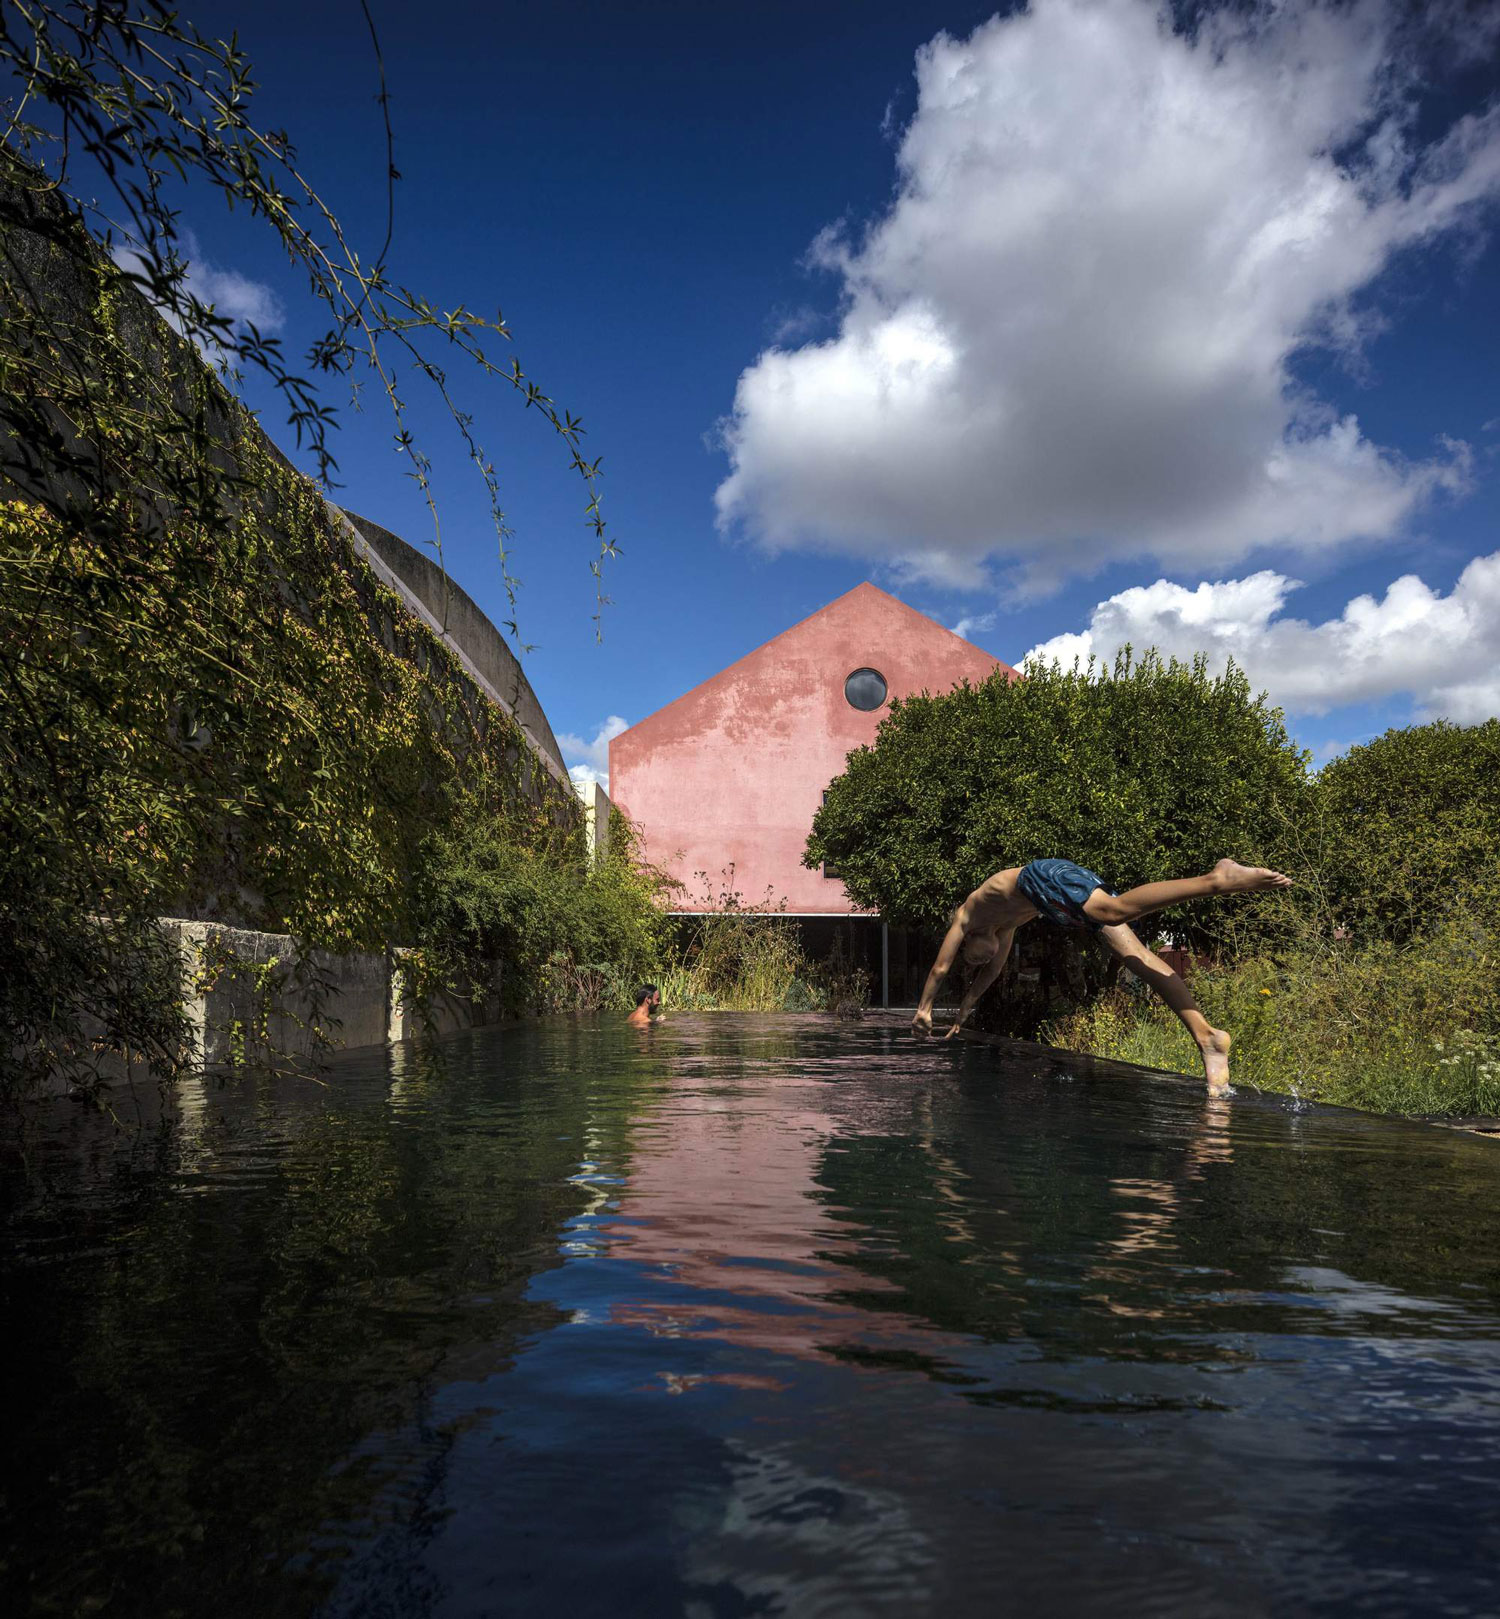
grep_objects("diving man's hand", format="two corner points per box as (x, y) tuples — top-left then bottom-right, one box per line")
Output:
(911, 1008), (934, 1036)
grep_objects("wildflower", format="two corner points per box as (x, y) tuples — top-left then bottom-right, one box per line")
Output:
(1259, 988), (1272, 996)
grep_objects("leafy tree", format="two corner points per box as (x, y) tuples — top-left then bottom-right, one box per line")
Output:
(1311, 720), (1500, 945)
(805, 651), (1308, 954)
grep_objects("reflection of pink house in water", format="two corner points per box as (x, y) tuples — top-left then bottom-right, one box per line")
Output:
(600, 1068), (956, 1374)
(609, 584), (1018, 1000)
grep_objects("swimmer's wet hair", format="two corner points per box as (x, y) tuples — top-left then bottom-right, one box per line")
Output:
(635, 984), (658, 1007)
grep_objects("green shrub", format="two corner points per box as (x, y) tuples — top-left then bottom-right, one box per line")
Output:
(807, 650), (1307, 952)
(661, 902), (821, 1012)
(1309, 720), (1500, 946)
(812, 661), (1496, 1116)
(653, 873), (867, 1013)
(409, 810), (675, 1016)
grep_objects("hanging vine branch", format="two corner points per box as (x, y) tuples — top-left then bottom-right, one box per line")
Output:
(0, 0), (619, 642)
(0, 2), (631, 1103)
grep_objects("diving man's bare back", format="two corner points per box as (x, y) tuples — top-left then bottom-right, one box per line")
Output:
(949, 866), (1038, 933)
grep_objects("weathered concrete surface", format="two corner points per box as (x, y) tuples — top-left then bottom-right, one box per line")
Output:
(341, 509), (567, 780)
(34, 923), (511, 1095)
(170, 920), (391, 1068)
(387, 950), (505, 1044)
(173, 923), (504, 1072)
(610, 584), (1016, 913)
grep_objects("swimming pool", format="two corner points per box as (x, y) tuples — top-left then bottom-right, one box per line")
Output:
(4, 1013), (1499, 1615)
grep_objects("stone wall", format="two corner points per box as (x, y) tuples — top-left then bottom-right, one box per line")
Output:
(33, 922), (508, 1097)
(167, 921), (505, 1072)
(0, 179), (575, 808)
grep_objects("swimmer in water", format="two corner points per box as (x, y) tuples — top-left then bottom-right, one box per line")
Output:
(626, 983), (661, 1029)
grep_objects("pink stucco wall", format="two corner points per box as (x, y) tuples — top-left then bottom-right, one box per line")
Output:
(609, 583), (1017, 913)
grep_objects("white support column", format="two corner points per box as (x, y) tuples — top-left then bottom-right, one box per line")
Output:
(582, 778), (613, 864)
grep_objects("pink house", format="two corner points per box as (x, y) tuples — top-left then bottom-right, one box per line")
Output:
(609, 584), (1017, 996)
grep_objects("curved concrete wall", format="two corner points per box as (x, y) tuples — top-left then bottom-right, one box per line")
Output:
(341, 510), (567, 778)
(0, 183), (570, 793)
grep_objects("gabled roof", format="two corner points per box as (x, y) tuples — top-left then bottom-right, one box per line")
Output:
(618, 581), (1017, 740)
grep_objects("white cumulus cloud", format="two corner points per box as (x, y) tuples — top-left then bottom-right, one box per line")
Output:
(568, 763), (606, 793)
(715, 0), (1499, 583)
(1022, 551), (1500, 723)
(557, 714), (630, 793)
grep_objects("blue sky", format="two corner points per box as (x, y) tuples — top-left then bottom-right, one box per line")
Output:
(176, 0), (1498, 780)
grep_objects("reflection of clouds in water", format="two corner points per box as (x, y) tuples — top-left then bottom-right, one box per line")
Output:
(675, 1441), (933, 1618)
(560, 1126), (627, 1258)
(1278, 1266), (1482, 1329)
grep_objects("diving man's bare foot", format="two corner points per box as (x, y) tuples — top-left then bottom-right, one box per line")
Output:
(1211, 858), (1292, 894)
(1199, 1028), (1233, 1096)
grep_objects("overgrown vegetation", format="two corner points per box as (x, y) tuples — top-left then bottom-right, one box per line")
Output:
(1044, 722), (1500, 1116)
(653, 874), (869, 1014)
(0, 5), (642, 1101)
(1073, 717), (1500, 1116)
(660, 912), (819, 1012)
(1044, 907), (1499, 1117)
(0, 1), (615, 634)
(408, 813), (676, 1018)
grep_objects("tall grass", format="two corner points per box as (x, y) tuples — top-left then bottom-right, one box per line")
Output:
(1042, 913), (1500, 1116)
(658, 885), (871, 1014)
(660, 910), (824, 1011)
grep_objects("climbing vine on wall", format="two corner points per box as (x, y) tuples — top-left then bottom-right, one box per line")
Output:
(0, 3), (640, 1101)
(0, 0), (618, 640)
(0, 189), (581, 1099)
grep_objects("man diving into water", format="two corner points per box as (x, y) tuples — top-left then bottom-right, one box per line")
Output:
(912, 858), (1292, 1093)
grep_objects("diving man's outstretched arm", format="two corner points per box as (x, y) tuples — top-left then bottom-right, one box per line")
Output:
(913, 916), (967, 1034)
(944, 928), (1014, 1039)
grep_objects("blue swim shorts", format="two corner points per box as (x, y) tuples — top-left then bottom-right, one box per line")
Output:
(1015, 858), (1115, 930)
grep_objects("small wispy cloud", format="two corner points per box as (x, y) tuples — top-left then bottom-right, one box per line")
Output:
(111, 229), (283, 359)
(768, 305), (830, 345)
(1311, 738), (1369, 767)
(568, 762), (606, 793)
(950, 609), (996, 642)
(557, 714), (630, 793)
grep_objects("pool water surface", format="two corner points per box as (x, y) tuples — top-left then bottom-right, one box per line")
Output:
(3, 1013), (1499, 1616)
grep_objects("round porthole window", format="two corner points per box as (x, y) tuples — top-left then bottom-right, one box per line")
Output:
(844, 667), (887, 711)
